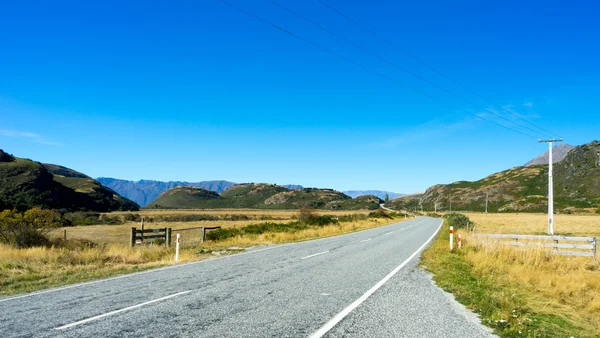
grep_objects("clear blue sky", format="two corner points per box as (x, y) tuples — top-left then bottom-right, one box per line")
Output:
(1, 0), (599, 193)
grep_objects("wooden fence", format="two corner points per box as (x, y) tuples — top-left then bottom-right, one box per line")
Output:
(130, 227), (172, 247)
(477, 234), (597, 257)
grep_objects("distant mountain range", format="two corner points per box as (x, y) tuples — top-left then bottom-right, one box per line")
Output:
(525, 144), (575, 166)
(342, 190), (405, 200)
(97, 178), (304, 207)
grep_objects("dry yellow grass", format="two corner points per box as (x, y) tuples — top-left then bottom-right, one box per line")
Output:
(466, 212), (600, 236)
(465, 233), (600, 335)
(50, 220), (291, 245)
(424, 213), (600, 336)
(0, 242), (204, 296)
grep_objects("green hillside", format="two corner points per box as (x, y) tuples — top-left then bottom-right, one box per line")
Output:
(325, 195), (383, 210)
(0, 150), (139, 212)
(147, 183), (379, 210)
(146, 186), (223, 209)
(386, 141), (600, 213)
(220, 183), (290, 207)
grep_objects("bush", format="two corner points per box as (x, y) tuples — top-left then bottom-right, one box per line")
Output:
(0, 208), (62, 247)
(442, 213), (472, 229)
(337, 214), (368, 222)
(205, 228), (241, 241)
(298, 207), (317, 223)
(123, 213), (141, 222)
(63, 212), (122, 226)
(368, 209), (392, 219)
(304, 215), (337, 226)
(595, 207), (600, 214)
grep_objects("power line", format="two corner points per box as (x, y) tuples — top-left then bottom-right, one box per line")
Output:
(317, 0), (561, 139)
(267, 0), (547, 138)
(219, 0), (538, 138)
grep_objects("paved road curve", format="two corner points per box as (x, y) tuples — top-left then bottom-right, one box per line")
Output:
(0, 217), (494, 337)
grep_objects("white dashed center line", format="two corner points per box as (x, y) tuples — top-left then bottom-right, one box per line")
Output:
(300, 251), (330, 260)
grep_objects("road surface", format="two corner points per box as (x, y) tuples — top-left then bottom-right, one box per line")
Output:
(0, 217), (494, 337)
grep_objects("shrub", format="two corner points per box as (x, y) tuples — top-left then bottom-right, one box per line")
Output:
(123, 213), (141, 222)
(205, 228), (241, 241)
(442, 213), (472, 229)
(596, 207), (600, 214)
(0, 208), (62, 247)
(337, 214), (368, 222)
(368, 209), (392, 219)
(304, 215), (337, 226)
(298, 207), (317, 222)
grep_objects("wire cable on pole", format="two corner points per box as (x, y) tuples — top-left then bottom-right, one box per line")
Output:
(219, 0), (538, 139)
(317, 0), (561, 139)
(267, 0), (548, 138)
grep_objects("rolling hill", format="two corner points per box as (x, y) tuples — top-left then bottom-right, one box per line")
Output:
(147, 183), (382, 210)
(0, 150), (139, 212)
(146, 186), (223, 209)
(386, 141), (600, 213)
(97, 178), (305, 206)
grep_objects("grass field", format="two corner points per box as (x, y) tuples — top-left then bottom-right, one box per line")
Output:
(1, 209), (402, 296)
(422, 213), (600, 337)
(465, 212), (600, 236)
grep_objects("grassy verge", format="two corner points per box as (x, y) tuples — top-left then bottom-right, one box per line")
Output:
(1, 212), (403, 296)
(421, 222), (600, 337)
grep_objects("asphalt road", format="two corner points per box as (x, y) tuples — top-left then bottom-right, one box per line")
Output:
(0, 217), (494, 337)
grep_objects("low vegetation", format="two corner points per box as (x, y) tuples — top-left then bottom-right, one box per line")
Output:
(0, 208), (63, 247)
(422, 213), (600, 337)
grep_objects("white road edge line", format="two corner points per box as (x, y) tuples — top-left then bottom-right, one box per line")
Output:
(359, 238), (372, 243)
(309, 219), (444, 338)
(54, 290), (192, 330)
(300, 251), (330, 260)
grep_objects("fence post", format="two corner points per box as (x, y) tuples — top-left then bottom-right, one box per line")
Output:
(130, 227), (136, 248)
(140, 218), (145, 243)
(63, 229), (67, 241)
(175, 233), (181, 262)
(201, 227), (206, 243)
(166, 228), (172, 247)
(450, 226), (454, 251)
(458, 233), (462, 249)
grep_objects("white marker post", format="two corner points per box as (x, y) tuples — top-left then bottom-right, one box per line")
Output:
(458, 233), (462, 249)
(449, 226), (454, 251)
(175, 233), (181, 262)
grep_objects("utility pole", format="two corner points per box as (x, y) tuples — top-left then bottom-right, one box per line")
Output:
(539, 138), (563, 235)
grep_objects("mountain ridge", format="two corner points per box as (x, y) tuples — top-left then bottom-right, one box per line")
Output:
(385, 141), (600, 213)
(0, 150), (138, 212)
(525, 143), (575, 166)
